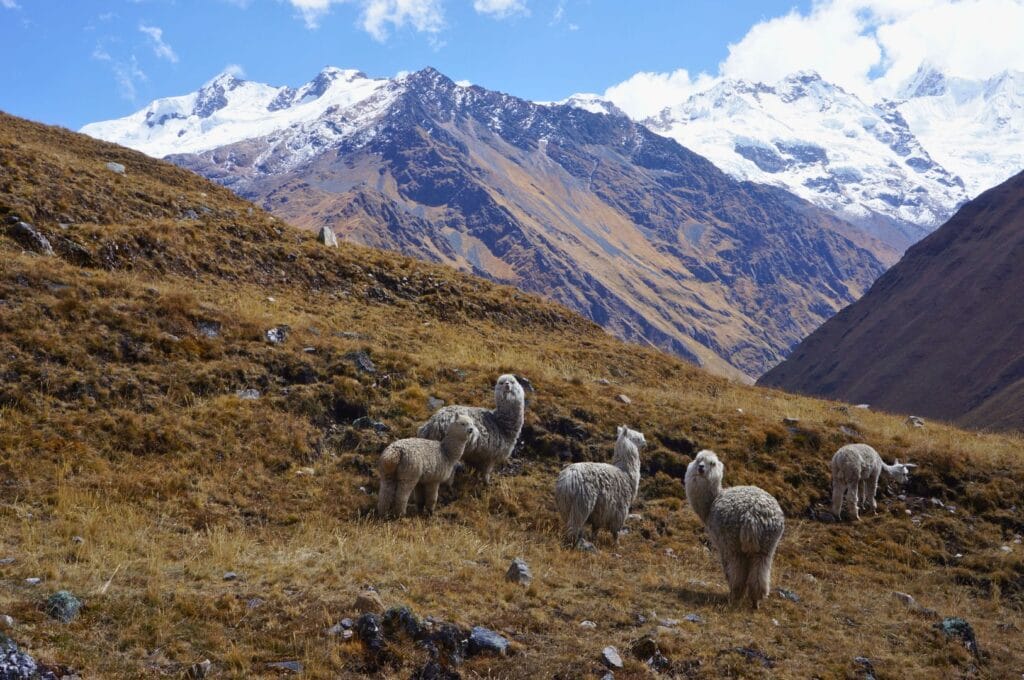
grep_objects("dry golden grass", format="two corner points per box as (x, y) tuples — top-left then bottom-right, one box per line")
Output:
(0, 112), (1022, 678)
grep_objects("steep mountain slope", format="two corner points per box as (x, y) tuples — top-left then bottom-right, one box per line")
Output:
(85, 67), (887, 379)
(759, 169), (1024, 430)
(3, 111), (1024, 678)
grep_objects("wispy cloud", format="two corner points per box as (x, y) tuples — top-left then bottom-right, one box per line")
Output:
(1, 0), (20, 9)
(473, 0), (528, 19)
(93, 45), (148, 101)
(139, 24), (178, 63)
(286, 0), (444, 41)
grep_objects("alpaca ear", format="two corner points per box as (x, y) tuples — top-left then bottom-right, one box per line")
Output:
(894, 458), (901, 465)
(617, 425), (625, 437)
(905, 463), (918, 469)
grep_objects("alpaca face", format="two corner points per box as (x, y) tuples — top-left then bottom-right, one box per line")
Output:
(618, 425), (646, 450)
(494, 374), (525, 405)
(890, 458), (915, 484)
(687, 449), (724, 485)
(450, 415), (479, 441)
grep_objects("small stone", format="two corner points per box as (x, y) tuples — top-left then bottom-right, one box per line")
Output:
(616, 394), (631, 405)
(1000, 545), (1012, 553)
(893, 591), (916, 606)
(302, 346), (316, 353)
(906, 415), (925, 428)
(340, 618), (353, 629)
(354, 612), (386, 652)
(579, 620), (597, 629)
(105, 161), (125, 174)
(265, 326), (290, 344)
(595, 378), (611, 386)
(601, 646), (624, 669)
(266, 660), (302, 673)
(246, 598), (264, 609)
(627, 513), (642, 521)
(317, 226), (338, 247)
(776, 588), (800, 602)
(630, 636), (659, 660)
(196, 321), (221, 338)
(736, 408), (744, 413)
(45, 590), (83, 623)
(223, 572), (238, 581)
(354, 590), (385, 614)
(936, 617), (980, 657)
(427, 396), (445, 412)
(577, 540), (597, 553)
(8, 221), (54, 256)
(186, 659), (212, 679)
(236, 389), (261, 400)
(24, 578), (41, 586)
(344, 350), (376, 374)
(181, 209), (199, 220)
(468, 626), (508, 656)
(683, 613), (704, 624)
(294, 467), (315, 477)
(659, 618), (679, 628)
(854, 404), (870, 409)
(505, 557), (532, 585)
(600, 674), (614, 680)
(342, 629), (354, 640)
(0, 557), (14, 565)
(71, 536), (84, 544)
(783, 417), (800, 425)
(0, 615), (14, 627)
(352, 416), (390, 433)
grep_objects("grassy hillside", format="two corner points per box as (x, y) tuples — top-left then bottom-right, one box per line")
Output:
(1, 111), (1023, 678)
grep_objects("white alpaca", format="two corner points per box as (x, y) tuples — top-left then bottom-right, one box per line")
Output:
(554, 425), (646, 547)
(417, 374), (525, 484)
(685, 450), (785, 609)
(830, 443), (916, 521)
(378, 415), (478, 518)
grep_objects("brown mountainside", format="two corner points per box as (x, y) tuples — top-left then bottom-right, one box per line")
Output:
(170, 68), (891, 379)
(759, 169), (1024, 430)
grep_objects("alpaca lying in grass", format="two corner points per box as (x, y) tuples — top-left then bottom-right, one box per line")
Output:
(685, 450), (785, 609)
(831, 443), (916, 521)
(554, 425), (646, 548)
(417, 374), (525, 484)
(378, 415), (478, 518)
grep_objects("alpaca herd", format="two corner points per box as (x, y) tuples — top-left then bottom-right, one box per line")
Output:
(375, 374), (917, 608)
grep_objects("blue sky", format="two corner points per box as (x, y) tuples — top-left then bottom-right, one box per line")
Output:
(0, 0), (808, 129)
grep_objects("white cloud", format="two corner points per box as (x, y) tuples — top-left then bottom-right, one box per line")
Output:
(287, 0), (443, 40)
(139, 24), (179, 63)
(603, 0), (1024, 117)
(1, 0), (19, 9)
(222, 63), (246, 78)
(473, 0), (528, 19)
(93, 46), (147, 101)
(603, 69), (716, 119)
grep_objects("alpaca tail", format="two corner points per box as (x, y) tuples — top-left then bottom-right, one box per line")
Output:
(555, 468), (592, 546)
(745, 552), (774, 608)
(379, 447), (402, 478)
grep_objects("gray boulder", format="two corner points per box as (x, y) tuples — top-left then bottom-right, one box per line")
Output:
(8, 222), (54, 256)
(317, 226), (338, 247)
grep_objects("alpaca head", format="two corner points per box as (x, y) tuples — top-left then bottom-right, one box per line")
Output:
(686, 449), (724, 488)
(448, 414), (479, 442)
(494, 374), (525, 407)
(889, 458), (917, 484)
(616, 425), (647, 451)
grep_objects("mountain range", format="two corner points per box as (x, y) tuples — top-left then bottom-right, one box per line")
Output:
(82, 66), (891, 379)
(759, 168), (1024, 430)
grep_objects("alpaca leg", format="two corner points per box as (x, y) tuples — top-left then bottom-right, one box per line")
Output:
(422, 482), (440, 516)
(722, 551), (747, 604)
(378, 478), (396, 519)
(867, 472), (880, 513)
(413, 486), (425, 514)
(846, 483), (860, 521)
(746, 552), (774, 609)
(561, 496), (595, 548)
(481, 462), (496, 485)
(393, 478), (417, 518)
(831, 481), (845, 520)
(858, 480), (867, 509)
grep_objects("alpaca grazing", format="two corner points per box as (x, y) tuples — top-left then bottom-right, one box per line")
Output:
(831, 443), (916, 521)
(377, 415), (478, 518)
(417, 374), (526, 484)
(685, 450), (785, 609)
(554, 425), (646, 547)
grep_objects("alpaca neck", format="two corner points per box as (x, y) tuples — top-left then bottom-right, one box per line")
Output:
(880, 461), (901, 479)
(686, 476), (720, 524)
(441, 434), (469, 464)
(612, 439), (641, 495)
(494, 397), (525, 436)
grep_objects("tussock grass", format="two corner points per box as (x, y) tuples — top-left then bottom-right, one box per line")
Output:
(0, 112), (1022, 677)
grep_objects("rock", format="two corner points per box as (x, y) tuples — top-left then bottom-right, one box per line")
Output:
(0, 633), (48, 679)
(45, 590), (82, 623)
(776, 588), (800, 602)
(600, 674), (614, 680)
(595, 378), (611, 386)
(683, 613), (704, 624)
(630, 636), (659, 660)
(1000, 545), (1012, 553)
(411, 659), (461, 680)
(505, 557), (532, 585)
(246, 598), (264, 609)
(8, 221), (54, 256)
(352, 416), (390, 433)
(317, 226), (338, 247)
(382, 606), (421, 640)
(601, 646), (623, 669)
(354, 590), (385, 614)
(186, 659), (212, 679)
(783, 417), (800, 425)
(576, 540), (596, 553)
(906, 415), (925, 428)
(196, 321), (221, 338)
(0, 557), (14, 565)
(235, 389), (261, 400)
(265, 326), (290, 344)
(105, 161), (125, 174)
(467, 626), (508, 656)
(71, 536), (84, 545)
(181, 209), (199, 220)
(24, 578), (41, 586)
(354, 613), (386, 652)
(854, 656), (876, 679)
(427, 396), (445, 412)
(579, 621), (597, 629)
(616, 394), (631, 405)
(893, 591), (916, 607)
(340, 617), (353, 628)
(0, 615), (13, 628)
(344, 350), (376, 374)
(854, 404), (870, 409)
(936, 617), (980, 657)
(658, 618), (679, 627)
(266, 660), (302, 673)
(222, 572), (238, 581)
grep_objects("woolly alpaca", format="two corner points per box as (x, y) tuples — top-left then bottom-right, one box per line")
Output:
(378, 415), (478, 519)
(417, 374), (526, 484)
(554, 425), (646, 547)
(830, 443), (916, 521)
(685, 450), (785, 609)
